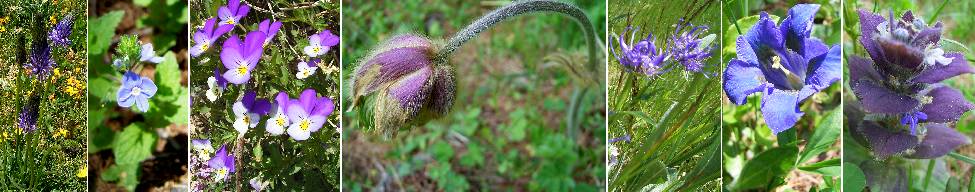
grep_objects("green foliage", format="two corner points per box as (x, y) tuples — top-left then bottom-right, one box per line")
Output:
(722, 1), (842, 191)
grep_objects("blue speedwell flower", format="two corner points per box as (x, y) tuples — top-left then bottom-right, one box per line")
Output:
(722, 4), (841, 134)
(117, 71), (158, 112)
(610, 25), (668, 76)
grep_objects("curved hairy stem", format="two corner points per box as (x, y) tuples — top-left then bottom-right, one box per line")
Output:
(435, 0), (600, 73)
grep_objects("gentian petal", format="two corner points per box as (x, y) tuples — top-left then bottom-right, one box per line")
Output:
(920, 86), (975, 123)
(723, 59), (767, 105)
(745, 12), (784, 55)
(912, 52), (975, 83)
(851, 80), (919, 114)
(848, 56), (882, 83)
(857, 9), (887, 61)
(780, 4), (820, 52)
(857, 120), (918, 159)
(803, 44), (841, 90)
(907, 123), (971, 159)
(761, 89), (803, 134)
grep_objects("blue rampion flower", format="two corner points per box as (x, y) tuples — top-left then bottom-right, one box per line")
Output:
(668, 20), (714, 73)
(18, 95), (40, 133)
(722, 4), (841, 134)
(610, 25), (668, 76)
(26, 37), (56, 80)
(49, 14), (73, 47)
(117, 71), (158, 112)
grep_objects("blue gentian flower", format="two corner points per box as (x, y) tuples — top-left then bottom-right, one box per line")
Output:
(722, 4), (841, 134)
(117, 71), (158, 112)
(610, 25), (668, 76)
(49, 14), (73, 47)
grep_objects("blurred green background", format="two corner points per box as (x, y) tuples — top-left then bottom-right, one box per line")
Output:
(342, 0), (606, 191)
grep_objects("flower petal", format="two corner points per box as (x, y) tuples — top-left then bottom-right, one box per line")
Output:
(779, 4), (820, 52)
(761, 89), (804, 134)
(857, 9), (887, 61)
(921, 86), (975, 123)
(722, 59), (767, 105)
(851, 80), (919, 114)
(912, 52), (975, 83)
(745, 12), (784, 54)
(848, 56), (882, 83)
(907, 123), (971, 159)
(857, 120), (918, 159)
(804, 44), (841, 90)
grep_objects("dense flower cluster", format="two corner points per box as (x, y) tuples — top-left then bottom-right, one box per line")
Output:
(722, 4), (841, 134)
(610, 19), (715, 77)
(849, 9), (974, 159)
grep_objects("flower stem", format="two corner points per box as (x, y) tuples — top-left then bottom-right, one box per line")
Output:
(949, 152), (975, 165)
(436, 0), (599, 71)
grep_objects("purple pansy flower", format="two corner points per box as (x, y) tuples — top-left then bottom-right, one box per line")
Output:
(140, 43), (164, 63)
(296, 58), (320, 79)
(250, 177), (269, 191)
(303, 30), (339, 57)
(192, 139), (215, 160)
(849, 9), (974, 159)
(217, 0), (249, 26)
(207, 145), (235, 181)
(205, 67), (229, 102)
(221, 31), (267, 85)
(258, 19), (282, 47)
(117, 71), (158, 112)
(192, 18), (234, 57)
(668, 20), (714, 73)
(233, 90), (271, 135)
(26, 37), (56, 80)
(722, 4), (841, 134)
(49, 14), (73, 47)
(610, 25), (668, 76)
(285, 89), (335, 141)
(18, 95), (40, 133)
(266, 91), (293, 135)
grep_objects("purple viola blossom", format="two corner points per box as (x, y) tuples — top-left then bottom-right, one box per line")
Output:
(191, 18), (234, 57)
(26, 37), (56, 80)
(217, 0), (249, 26)
(722, 4), (841, 134)
(207, 145), (236, 181)
(296, 58), (320, 79)
(140, 43), (164, 63)
(848, 9), (974, 160)
(48, 14), (73, 47)
(192, 139), (215, 161)
(205, 67), (229, 102)
(610, 25), (668, 76)
(117, 71), (158, 112)
(303, 30), (340, 57)
(258, 19), (282, 47)
(233, 90), (271, 135)
(285, 89), (335, 141)
(668, 20), (714, 73)
(18, 95), (40, 133)
(221, 31), (267, 85)
(250, 177), (269, 191)
(265, 91), (293, 135)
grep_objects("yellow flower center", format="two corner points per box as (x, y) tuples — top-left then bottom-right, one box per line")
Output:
(236, 65), (248, 76)
(201, 44), (209, 51)
(227, 19), (235, 25)
(276, 116), (286, 126)
(312, 47), (321, 53)
(242, 116), (250, 124)
(300, 119), (311, 131)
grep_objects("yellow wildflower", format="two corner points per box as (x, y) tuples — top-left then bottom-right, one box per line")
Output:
(49, 15), (56, 25)
(54, 68), (61, 77)
(76, 166), (87, 178)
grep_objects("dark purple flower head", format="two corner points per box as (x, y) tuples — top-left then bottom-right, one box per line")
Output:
(668, 20), (714, 73)
(49, 14), (73, 47)
(723, 4), (841, 134)
(241, 90), (272, 115)
(192, 18), (234, 57)
(849, 9), (974, 160)
(351, 34), (456, 137)
(221, 31), (267, 84)
(207, 145), (235, 181)
(258, 19), (282, 46)
(217, 0), (249, 26)
(18, 94), (40, 133)
(610, 25), (668, 76)
(26, 37), (56, 80)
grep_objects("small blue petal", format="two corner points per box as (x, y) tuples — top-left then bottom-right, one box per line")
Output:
(761, 89), (804, 134)
(723, 59), (767, 105)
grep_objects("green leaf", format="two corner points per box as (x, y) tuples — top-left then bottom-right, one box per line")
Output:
(731, 146), (798, 190)
(164, 89), (189, 124)
(133, 0), (152, 6)
(798, 158), (840, 176)
(88, 76), (118, 102)
(88, 109), (115, 152)
(459, 142), (484, 167)
(429, 141), (454, 162)
(155, 52), (182, 101)
(113, 123), (157, 165)
(89, 11), (125, 55)
(799, 109), (841, 163)
(508, 118), (527, 141)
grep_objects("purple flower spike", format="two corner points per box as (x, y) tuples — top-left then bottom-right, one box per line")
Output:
(221, 31), (267, 85)
(217, 0), (249, 26)
(258, 19), (282, 47)
(286, 89), (335, 141)
(352, 35), (456, 137)
(192, 18), (234, 57)
(610, 25), (668, 76)
(722, 4), (841, 134)
(26, 37), (56, 80)
(117, 71), (158, 112)
(668, 20), (714, 73)
(207, 145), (236, 181)
(49, 14), (73, 47)
(849, 9), (974, 160)
(18, 95), (40, 133)
(303, 30), (340, 57)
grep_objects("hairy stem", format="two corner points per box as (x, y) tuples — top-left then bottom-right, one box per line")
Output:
(435, 0), (599, 72)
